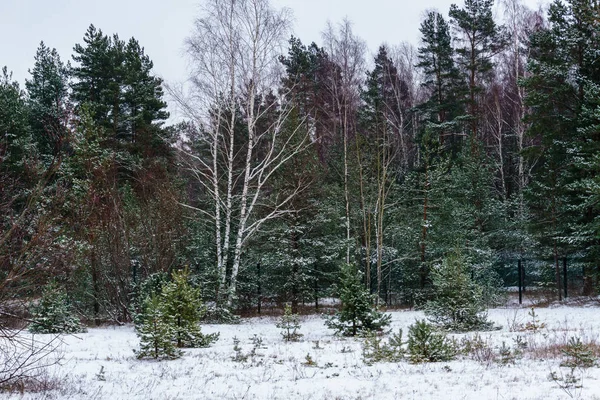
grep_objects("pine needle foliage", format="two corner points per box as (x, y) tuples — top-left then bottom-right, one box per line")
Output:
(135, 294), (181, 360)
(326, 264), (391, 336)
(161, 268), (219, 348)
(134, 269), (218, 359)
(276, 304), (303, 342)
(407, 320), (457, 363)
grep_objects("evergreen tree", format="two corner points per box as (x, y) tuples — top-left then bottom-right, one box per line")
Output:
(29, 281), (85, 334)
(0, 67), (35, 178)
(450, 0), (506, 148)
(424, 248), (494, 332)
(326, 264), (391, 336)
(276, 304), (303, 342)
(71, 25), (113, 129)
(161, 269), (218, 348)
(417, 11), (464, 154)
(71, 25), (169, 152)
(135, 293), (181, 360)
(523, 0), (600, 296)
(25, 42), (70, 162)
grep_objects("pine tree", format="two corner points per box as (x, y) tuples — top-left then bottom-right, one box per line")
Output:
(326, 264), (391, 336)
(71, 25), (169, 151)
(0, 67), (35, 178)
(523, 0), (600, 297)
(417, 11), (465, 154)
(161, 269), (218, 348)
(450, 0), (506, 149)
(135, 293), (181, 360)
(276, 304), (303, 342)
(25, 42), (70, 162)
(29, 281), (85, 334)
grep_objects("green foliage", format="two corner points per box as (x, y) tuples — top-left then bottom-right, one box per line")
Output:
(0, 67), (35, 177)
(202, 305), (241, 325)
(25, 41), (70, 161)
(161, 269), (219, 348)
(135, 294), (181, 360)
(29, 281), (85, 334)
(135, 269), (218, 359)
(425, 248), (495, 332)
(325, 264), (391, 336)
(522, 308), (546, 333)
(407, 320), (457, 363)
(361, 329), (405, 365)
(276, 305), (303, 342)
(561, 337), (597, 369)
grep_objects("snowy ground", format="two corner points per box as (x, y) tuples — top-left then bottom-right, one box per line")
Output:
(3, 304), (600, 400)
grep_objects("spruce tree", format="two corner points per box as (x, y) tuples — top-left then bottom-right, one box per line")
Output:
(424, 248), (494, 332)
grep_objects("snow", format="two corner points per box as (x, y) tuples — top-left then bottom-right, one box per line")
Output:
(3, 305), (600, 400)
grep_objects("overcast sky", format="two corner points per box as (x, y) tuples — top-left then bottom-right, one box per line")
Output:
(2, 0), (545, 91)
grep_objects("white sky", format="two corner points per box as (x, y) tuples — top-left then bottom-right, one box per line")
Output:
(1, 0), (545, 95)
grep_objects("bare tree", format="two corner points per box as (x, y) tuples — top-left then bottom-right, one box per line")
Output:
(173, 0), (309, 307)
(322, 19), (366, 266)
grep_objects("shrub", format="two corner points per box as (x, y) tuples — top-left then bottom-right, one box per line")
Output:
(29, 281), (85, 334)
(424, 249), (495, 332)
(407, 320), (457, 363)
(325, 264), (391, 336)
(561, 337), (596, 369)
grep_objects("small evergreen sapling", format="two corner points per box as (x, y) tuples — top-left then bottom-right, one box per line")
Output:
(424, 249), (494, 332)
(326, 264), (391, 336)
(276, 304), (303, 342)
(161, 269), (219, 348)
(29, 281), (85, 334)
(135, 294), (181, 360)
(407, 320), (457, 363)
(134, 269), (218, 359)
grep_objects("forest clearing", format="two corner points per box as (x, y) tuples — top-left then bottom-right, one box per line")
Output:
(2, 302), (600, 400)
(3, 0), (600, 398)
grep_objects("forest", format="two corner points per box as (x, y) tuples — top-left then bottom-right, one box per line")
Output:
(2, 0), (600, 378)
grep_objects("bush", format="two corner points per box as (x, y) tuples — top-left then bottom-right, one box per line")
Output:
(276, 305), (303, 342)
(326, 264), (391, 336)
(29, 281), (85, 334)
(407, 320), (457, 363)
(424, 249), (495, 332)
(561, 337), (596, 369)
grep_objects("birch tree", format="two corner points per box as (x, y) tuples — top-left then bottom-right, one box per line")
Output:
(322, 19), (366, 266)
(177, 0), (308, 307)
